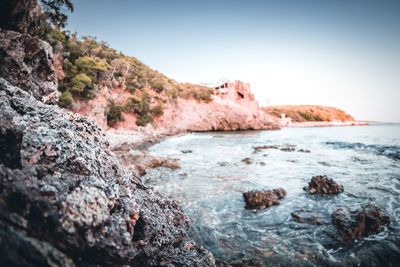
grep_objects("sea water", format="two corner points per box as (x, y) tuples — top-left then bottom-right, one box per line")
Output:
(144, 124), (400, 266)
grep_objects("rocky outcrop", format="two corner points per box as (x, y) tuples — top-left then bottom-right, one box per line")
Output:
(243, 188), (287, 209)
(305, 175), (344, 195)
(0, 30), (59, 104)
(0, 79), (215, 266)
(152, 94), (278, 132)
(0, 0), (41, 35)
(331, 204), (390, 243)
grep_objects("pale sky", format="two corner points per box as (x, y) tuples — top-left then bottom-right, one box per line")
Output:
(67, 0), (400, 122)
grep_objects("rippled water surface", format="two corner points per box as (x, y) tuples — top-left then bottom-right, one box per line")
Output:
(145, 125), (400, 266)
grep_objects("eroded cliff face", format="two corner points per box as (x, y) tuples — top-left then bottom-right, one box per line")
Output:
(0, 79), (215, 266)
(72, 80), (279, 132)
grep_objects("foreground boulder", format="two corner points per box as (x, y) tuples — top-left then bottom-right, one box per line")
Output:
(305, 175), (344, 195)
(331, 204), (390, 243)
(0, 30), (59, 104)
(243, 188), (287, 209)
(0, 79), (215, 266)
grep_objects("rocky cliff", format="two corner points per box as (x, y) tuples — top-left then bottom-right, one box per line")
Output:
(0, 78), (215, 266)
(0, 30), (59, 104)
(75, 80), (278, 132)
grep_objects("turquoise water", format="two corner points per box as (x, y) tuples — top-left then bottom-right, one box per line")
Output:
(145, 125), (400, 266)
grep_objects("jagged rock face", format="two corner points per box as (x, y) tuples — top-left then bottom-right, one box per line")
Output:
(331, 204), (390, 243)
(0, 79), (215, 266)
(305, 175), (344, 195)
(243, 188), (287, 209)
(0, 0), (41, 35)
(0, 30), (59, 104)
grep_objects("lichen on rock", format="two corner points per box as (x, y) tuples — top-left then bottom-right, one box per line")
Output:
(0, 78), (215, 266)
(0, 30), (59, 104)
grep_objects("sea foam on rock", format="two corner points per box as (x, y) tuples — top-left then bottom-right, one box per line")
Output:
(0, 79), (215, 266)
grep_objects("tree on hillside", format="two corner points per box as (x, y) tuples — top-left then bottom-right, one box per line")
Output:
(40, 0), (74, 28)
(0, 0), (74, 35)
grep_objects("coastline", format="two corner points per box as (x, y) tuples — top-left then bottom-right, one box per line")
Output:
(284, 120), (368, 128)
(106, 120), (368, 151)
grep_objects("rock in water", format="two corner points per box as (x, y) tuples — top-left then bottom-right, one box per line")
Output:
(331, 204), (390, 243)
(0, 79), (215, 266)
(0, 30), (59, 104)
(291, 209), (322, 225)
(305, 175), (344, 195)
(243, 188), (287, 209)
(241, 157), (254, 164)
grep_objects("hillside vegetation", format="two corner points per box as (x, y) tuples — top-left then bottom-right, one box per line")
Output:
(265, 105), (354, 122)
(43, 28), (213, 127)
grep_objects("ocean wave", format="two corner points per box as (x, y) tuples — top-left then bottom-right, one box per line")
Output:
(325, 141), (400, 161)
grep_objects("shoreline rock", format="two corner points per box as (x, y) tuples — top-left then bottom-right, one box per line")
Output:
(305, 175), (344, 195)
(0, 79), (215, 266)
(243, 188), (287, 210)
(331, 204), (390, 243)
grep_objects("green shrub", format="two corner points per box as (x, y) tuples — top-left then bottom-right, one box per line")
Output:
(123, 91), (156, 126)
(179, 83), (213, 102)
(63, 59), (78, 77)
(151, 104), (164, 117)
(71, 73), (92, 93)
(136, 114), (152, 126)
(106, 101), (123, 127)
(75, 56), (109, 73)
(58, 90), (73, 108)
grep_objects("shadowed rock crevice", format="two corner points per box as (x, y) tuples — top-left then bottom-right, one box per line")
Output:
(0, 129), (22, 169)
(132, 217), (146, 242)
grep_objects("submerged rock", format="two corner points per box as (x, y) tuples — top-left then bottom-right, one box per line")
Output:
(253, 145), (280, 153)
(291, 209), (322, 225)
(216, 258), (264, 267)
(241, 157), (254, 164)
(218, 161), (229, 167)
(331, 204), (390, 243)
(0, 79), (215, 266)
(0, 30), (59, 103)
(280, 147), (296, 152)
(305, 175), (344, 195)
(243, 188), (287, 209)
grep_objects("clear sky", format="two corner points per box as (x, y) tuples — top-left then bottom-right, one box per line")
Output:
(67, 0), (400, 122)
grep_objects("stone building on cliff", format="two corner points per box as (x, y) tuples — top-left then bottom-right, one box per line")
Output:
(215, 80), (256, 102)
